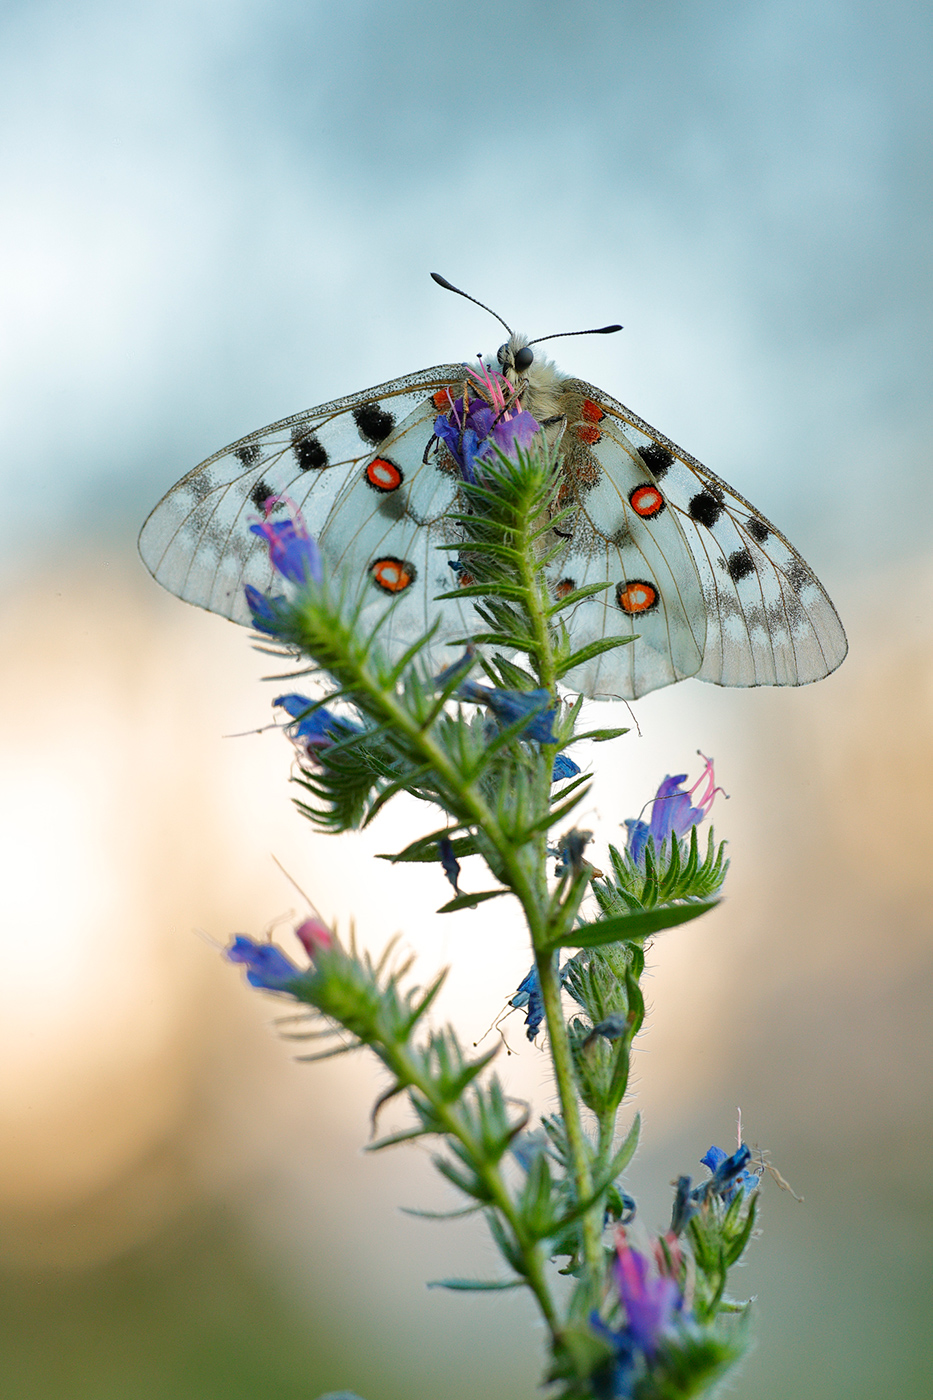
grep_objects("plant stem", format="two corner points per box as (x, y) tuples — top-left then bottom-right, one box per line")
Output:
(382, 1037), (560, 1335)
(535, 946), (604, 1291)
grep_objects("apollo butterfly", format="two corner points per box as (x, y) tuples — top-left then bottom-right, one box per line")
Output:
(138, 275), (847, 700)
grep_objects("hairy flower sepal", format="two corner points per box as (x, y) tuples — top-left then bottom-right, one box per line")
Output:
(564, 944), (646, 1121)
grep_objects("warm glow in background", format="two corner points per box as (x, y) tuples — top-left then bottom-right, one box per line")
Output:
(1, 3), (931, 1397)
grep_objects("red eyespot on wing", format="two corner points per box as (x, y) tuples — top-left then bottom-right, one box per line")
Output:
(629, 484), (665, 518)
(555, 578), (576, 599)
(370, 556), (417, 594)
(365, 457), (404, 492)
(575, 398), (606, 445)
(433, 388), (454, 411)
(457, 570), (475, 587)
(616, 579), (658, 614)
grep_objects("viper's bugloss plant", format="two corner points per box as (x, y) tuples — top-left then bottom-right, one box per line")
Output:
(219, 396), (771, 1400)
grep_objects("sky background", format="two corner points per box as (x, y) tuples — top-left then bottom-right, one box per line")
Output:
(1, 1), (932, 1398)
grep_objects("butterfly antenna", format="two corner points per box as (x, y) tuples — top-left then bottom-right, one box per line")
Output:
(529, 323), (623, 346)
(431, 272), (512, 336)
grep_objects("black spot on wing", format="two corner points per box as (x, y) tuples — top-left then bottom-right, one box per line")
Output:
(746, 517), (770, 543)
(353, 403), (397, 445)
(785, 560), (812, 593)
(249, 479), (274, 510)
(608, 522), (635, 549)
(187, 471), (216, 503)
(235, 443), (261, 467)
(291, 429), (329, 471)
(727, 549), (754, 581)
(688, 491), (723, 528)
(637, 443), (674, 479)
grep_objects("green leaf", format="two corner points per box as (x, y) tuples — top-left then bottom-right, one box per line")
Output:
(434, 581), (528, 602)
(378, 829), (479, 863)
(549, 900), (720, 950)
(723, 1194), (758, 1268)
(486, 654), (538, 689)
(399, 1203), (483, 1220)
(426, 1277), (523, 1291)
(572, 727), (631, 743)
(555, 634), (636, 678)
(461, 629), (539, 652)
(364, 1126), (431, 1151)
(607, 1112), (641, 1179)
(544, 580), (614, 615)
(437, 889), (509, 914)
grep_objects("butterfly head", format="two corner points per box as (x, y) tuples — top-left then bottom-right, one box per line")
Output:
(496, 336), (535, 376)
(492, 334), (564, 419)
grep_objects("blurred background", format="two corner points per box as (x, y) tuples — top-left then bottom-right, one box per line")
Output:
(1, 0), (931, 1396)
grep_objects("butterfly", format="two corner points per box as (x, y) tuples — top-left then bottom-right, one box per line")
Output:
(138, 275), (847, 700)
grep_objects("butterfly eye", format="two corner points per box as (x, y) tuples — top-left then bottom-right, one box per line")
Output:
(513, 346), (534, 372)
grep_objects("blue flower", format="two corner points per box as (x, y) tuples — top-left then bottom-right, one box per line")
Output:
(458, 680), (558, 744)
(625, 755), (722, 864)
(510, 1130), (552, 1175)
(669, 1175), (698, 1235)
(554, 828), (592, 876)
(438, 837), (461, 894)
(273, 693), (363, 758)
(249, 496), (323, 585)
(433, 364), (540, 483)
(226, 935), (302, 992)
(552, 752), (581, 782)
(695, 1144), (761, 1203)
(244, 584), (290, 636)
(583, 1012), (629, 1049)
(432, 644), (477, 688)
(510, 965), (544, 1039)
(589, 1311), (638, 1398)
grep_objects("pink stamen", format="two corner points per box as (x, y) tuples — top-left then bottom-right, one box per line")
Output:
(686, 753), (727, 815)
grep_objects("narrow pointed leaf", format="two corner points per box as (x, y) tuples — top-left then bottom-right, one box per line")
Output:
(549, 900), (720, 950)
(437, 889), (509, 914)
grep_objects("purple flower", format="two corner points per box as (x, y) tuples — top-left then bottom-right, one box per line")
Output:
(249, 496), (323, 585)
(625, 755), (722, 864)
(226, 935), (302, 992)
(458, 680), (558, 744)
(696, 1144), (761, 1203)
(590, 1236), (686, 1396)
(433, 364), (540, 483)
(613, 1238), (683, 1358)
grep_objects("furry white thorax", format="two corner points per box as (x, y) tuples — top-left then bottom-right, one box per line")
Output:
(489, 333), (568, 422)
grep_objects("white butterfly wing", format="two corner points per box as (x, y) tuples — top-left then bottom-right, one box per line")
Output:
(544, 407), (707, 699)
(139, 365), (477, 664)
(141, 356), (847, 702)
(555, 379), (847, 695)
